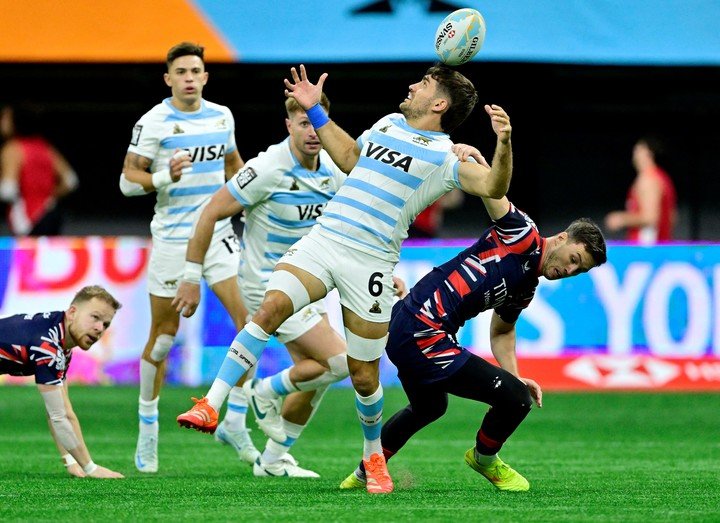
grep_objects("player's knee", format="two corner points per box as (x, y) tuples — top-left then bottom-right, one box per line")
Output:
(327, 352), (349, 381)
(146, 334), (174, 363)
(501, 376), (533, 414)
(254, 292), (294, 331)
(349, 367), (378, 396)
(265, 270), (310, 314)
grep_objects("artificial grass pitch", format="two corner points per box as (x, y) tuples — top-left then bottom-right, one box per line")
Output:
(1, 386), (718, 522)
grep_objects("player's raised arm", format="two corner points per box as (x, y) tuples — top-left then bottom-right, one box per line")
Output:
(39, 384), (124, 478)
(173, 185), (245, 318)
(284, 64), (360, 173)
(457, 104), (512, 199)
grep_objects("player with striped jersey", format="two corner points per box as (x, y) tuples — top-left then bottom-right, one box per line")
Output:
(119, 42), (252, 474)
(0, 286), (123, 478)
(174, 94), (352, 477)
(178, 63), (513, 494)
(340, 154), (607, 490)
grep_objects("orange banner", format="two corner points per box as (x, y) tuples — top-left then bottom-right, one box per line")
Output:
(0, 0), (234, 62)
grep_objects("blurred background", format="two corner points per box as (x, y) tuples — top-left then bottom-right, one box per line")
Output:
(1, 0), (719, 389)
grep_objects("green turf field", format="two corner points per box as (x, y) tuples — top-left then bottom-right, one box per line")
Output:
(1, 386), (718, 522)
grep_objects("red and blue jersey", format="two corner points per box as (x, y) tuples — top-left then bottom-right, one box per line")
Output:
(0, 311), (71, 385)
(387, 203), (544, 383)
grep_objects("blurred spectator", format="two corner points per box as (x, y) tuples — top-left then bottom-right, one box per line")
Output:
(0, 104), (78, 235)
(604, 136), (677, 244)
(408, 188), (464, 238)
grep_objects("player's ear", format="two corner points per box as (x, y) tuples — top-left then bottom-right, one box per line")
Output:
(163, 73), (172, 87)
(65, 304), (77, 321)
(432, 97), (449, 114)
(286, 118), (292, 133)
(201, 71), (208, 85)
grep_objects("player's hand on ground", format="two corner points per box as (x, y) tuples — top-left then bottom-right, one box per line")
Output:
(452, 144), (489, 167)
(88, 465), (124, 479)
(392, 276), (409, 299)
(284, 64), (327, 111)
(169, 150), (192, 182)
(485, 105), (512, 144)
(520, 377), (543, 408)
(173, 281), (201, 318)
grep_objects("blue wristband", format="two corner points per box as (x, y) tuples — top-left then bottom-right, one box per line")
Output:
(306, 103), (330, 129)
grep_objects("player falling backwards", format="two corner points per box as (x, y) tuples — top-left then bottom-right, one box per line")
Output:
(341, 145), (607, 491)
(178, 63), (513, 494)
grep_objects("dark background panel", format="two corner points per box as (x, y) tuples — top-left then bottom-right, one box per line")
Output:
(1, 61), (718, 239)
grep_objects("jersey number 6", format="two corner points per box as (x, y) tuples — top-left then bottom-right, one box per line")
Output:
(368, 272), (383, 297)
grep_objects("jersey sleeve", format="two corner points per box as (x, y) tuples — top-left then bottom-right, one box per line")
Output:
(225, 153), (279, 208)
(494, 287), (536, 324)
(127, 111), (161, 161)
(441, 151), (464, 191)
(491, 203), (541, 254)
(30, 341), (68, 386)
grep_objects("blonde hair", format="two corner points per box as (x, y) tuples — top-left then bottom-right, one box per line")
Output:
(285, 93), (330, 118)
(71, 285), (122, 311)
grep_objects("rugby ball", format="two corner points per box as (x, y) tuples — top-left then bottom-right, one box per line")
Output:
(434, 8), (486, 66)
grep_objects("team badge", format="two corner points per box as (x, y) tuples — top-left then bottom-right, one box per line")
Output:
(234, 167), (258, 189)
(130, 124), (143, 146)
(369, 301), (382, 314)
(163, 279), (178, 289)
(379, 125), (391, 133)
(216, 118), (227, 129)
(320, 178), (330, 189)
(412, 135), (431, 146)
(290, 179), (300, 191)
(173, 124), (185, 134)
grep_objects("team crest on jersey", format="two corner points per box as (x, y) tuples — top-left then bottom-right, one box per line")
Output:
(234, 167), (257, 189)
(319, 178), (330, 189)
(290, 178), (300, 191)
(130, 124), (143, 146)
(412, 135), (432, 146)
(215, 119), (227, 129)
(379, 125), (391, 133)
(173, 124), (185, 134)
(369, 301), (382, 314)
(163, 279), (178, 289)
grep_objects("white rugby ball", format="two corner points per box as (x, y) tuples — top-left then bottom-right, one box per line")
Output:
(434, 8), (486, 66)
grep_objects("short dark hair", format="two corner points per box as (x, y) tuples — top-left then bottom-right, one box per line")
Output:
(285, 92), (331, 117)
(426, 63), (479, 133)
(638, 135), (669, 170)
(166, 42), (205, 69)
(566, 218), (607, 266)
(71, 285), (122, 311)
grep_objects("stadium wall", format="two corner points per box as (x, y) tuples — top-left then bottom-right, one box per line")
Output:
(1, 237), (719, 391)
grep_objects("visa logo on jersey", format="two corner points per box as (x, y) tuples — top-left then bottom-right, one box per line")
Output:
(366, 142), (412, 173)
(182, 144), (226, 162)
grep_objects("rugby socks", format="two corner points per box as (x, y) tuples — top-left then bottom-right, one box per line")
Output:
(355, 384), (384, 460)
(261, 418), (305, 465)
(256, 368), (300, 399)
(475, 428), (502, 464)
(138, 397), (159, 437)
(207, 322), (270, 410)
(222, 386), (248, 432)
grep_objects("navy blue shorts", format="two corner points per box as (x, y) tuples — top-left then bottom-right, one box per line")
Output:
(386, 301), (471, 385)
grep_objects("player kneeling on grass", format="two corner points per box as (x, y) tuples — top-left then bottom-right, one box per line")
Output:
(341, 154), (607, 491)
(0, 285), (124, 478)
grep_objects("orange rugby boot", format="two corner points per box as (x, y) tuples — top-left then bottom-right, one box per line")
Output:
(363, 453), (394, 494)
(176, 396), (218, 434)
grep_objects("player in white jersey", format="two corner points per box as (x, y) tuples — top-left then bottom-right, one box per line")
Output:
(119, 42), (253, 474)
(174, 94), (352, 477)
(178, 63), (514, 494)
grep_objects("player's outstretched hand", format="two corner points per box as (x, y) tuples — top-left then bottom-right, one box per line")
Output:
(89, 465), (124, 479)
(173, 281), (201, 318)
(284, 64), (327, 111)
(521, 377), (543, 408)
(485, 105), (511, 144)
(65, 463), (86, 478)
(452, 143), (489, 167)
(392, 276), (409, 299)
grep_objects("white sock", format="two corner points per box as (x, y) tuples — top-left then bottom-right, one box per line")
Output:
(206, 379), (233, 411)
(138, 396), (159, 437)
(139, 359), (157, 402)
(355, 385), (384, 460)
(223, 386), (248, 431)
(261, 418), (306, 464)
(475, 449), (499, 466)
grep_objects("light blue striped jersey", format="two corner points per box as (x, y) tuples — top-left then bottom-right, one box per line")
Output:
(225, 138), (346, 296)
(127, 98), (237, 242)
(316, 113), (462, 262)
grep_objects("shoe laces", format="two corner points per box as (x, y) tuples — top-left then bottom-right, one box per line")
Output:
(190, 396), (208, 407)
(364, 454), (389, 479)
